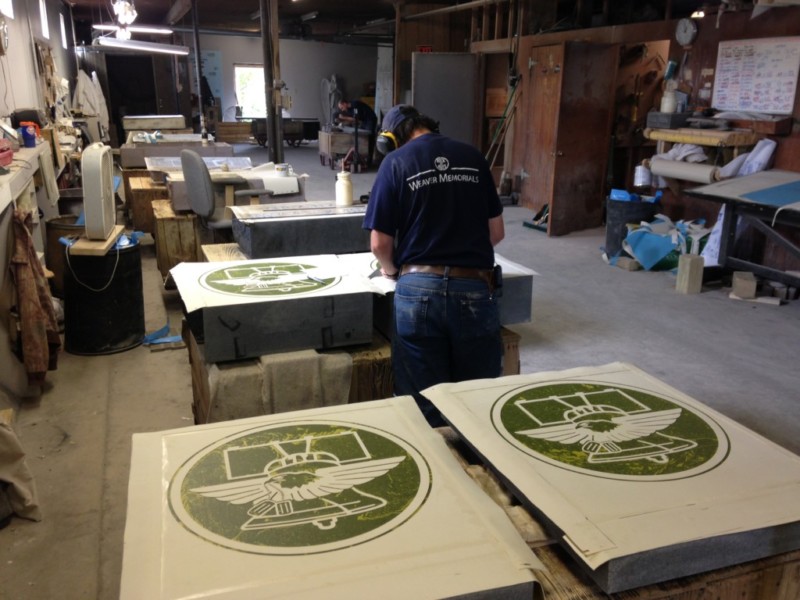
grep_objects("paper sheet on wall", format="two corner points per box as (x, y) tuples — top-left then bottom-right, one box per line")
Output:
(712, 36), (800, 115)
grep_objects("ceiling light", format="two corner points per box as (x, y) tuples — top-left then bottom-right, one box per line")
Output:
(691, 10), (705, 18)
(300, 11), (318, 22)
(113, 0), (137, 25)
(93, 23), (174, 35)
(94, 37), (189, 55)
(115, 27), (132, 40)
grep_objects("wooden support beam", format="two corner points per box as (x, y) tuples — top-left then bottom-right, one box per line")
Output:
(494, 3), (503, 40)
(527, 0), (557, 34)
(576, 0), (593, 28)
(507, 0), (516, 39)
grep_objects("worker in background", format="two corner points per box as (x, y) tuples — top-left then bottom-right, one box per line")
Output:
(335, 99), (377, 168)
(363, 104), (505, 427)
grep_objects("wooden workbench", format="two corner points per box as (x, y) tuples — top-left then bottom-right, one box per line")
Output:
(644, 127), (761, 160)
(318, 130), (369, 169)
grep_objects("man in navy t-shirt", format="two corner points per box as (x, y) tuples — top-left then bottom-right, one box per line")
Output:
(336, 99), (378, 167)
(363, 104), (504, 426)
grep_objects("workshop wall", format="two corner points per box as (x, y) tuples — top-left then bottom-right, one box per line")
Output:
(0, 0), (76, 117)
(663, 8), (800, 223)
(668, 8), (800, 272)
(503, 9), (799, 225)
(198, 33), (379, 124)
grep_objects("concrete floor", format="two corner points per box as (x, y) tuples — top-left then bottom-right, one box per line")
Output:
(1, 140), (799, 599)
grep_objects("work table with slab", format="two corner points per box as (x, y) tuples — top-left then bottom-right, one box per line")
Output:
(230, 201), (369, 258)
(685, 169), (800, 287)
(318, 129), (369, 168)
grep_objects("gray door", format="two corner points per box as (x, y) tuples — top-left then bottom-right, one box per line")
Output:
(411, 52), (478, 147)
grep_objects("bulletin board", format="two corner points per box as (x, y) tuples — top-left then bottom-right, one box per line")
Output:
(712, 36), (800, 115)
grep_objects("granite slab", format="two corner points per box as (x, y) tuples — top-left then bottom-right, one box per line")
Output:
(171, 255), (379, 362)
(231, 201), (370, 258)
(120, 397), (544, 599)
(425, 362), (800, 593)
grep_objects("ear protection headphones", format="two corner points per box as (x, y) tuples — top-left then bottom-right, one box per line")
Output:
(375, 130), (398, 156)
(376, 106), (419, 155)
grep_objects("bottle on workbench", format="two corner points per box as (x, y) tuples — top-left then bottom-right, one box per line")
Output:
(335, 169), (353, 207)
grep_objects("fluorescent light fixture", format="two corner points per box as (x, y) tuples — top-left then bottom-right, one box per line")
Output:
(92, 23), (174, 34)
(300, 11), (318, 21)
(691, 10), (705, 18)
(95, 37), (189, 56)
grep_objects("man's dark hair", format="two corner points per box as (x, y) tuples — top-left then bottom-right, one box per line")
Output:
(394, 111), (440, 146)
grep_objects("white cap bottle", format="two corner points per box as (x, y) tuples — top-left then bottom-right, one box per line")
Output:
(335, 170), (353, 207)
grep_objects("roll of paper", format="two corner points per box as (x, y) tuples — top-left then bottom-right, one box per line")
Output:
(650, 158), (720, 183)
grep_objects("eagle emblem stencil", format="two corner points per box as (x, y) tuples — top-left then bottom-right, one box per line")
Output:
(191, 450), (405, 532)
(201, 262), (339, 297)
(493, 383), (728, 480)
(169, 423), (430, 553)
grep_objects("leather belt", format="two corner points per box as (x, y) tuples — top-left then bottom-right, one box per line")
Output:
(401, 264), (493, 288)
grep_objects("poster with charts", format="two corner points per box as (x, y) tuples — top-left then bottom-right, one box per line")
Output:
(712, 37), (800, 114)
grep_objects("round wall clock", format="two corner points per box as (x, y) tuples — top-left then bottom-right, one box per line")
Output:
(675, 17), (698, 47)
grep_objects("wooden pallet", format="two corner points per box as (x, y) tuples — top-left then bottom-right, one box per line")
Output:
(214, 122), (252, 144)
(182, 323), (394, 424)
(437, 425), (800, 600)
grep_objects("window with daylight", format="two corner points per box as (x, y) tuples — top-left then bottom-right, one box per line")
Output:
(39, 0), (49, 38)
(0, 0), (13, 19)
(234, 64), (266, 118)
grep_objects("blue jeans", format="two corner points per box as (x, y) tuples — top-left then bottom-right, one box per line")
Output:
(392, 272), (502, 426)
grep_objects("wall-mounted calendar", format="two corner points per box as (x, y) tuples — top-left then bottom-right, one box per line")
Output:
(712, 36), (800, 115)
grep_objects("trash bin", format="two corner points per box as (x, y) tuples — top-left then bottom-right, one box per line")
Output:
(63, 241), (145, 355)
(605, 199), (660, 258)
(45, 215), (83, 298)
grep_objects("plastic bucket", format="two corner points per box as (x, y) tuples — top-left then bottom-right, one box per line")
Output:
(605, 199), (660, 258)
(63, 242), (145, 355)
(46, 215), (83, 298)
(20, 126), (36, 148)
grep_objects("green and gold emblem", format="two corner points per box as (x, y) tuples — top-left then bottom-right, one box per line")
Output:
(492, 382), (728, 480)
(201, 262), (339, 297)
(169, 421), (430, 554)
